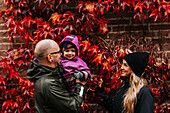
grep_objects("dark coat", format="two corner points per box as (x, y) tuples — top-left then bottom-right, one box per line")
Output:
(27, 59), (86, 113)
(96, 76), (154, 113)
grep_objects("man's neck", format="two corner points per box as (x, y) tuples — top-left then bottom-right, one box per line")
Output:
(38, 60), (56, 68)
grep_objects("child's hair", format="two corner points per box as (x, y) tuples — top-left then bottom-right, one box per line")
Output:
(61, 42), (76, 53)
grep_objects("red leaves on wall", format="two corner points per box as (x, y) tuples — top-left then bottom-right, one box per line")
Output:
(0, 0), (169, 112)
(0, 44), (34, 112)
(76, 0), (170, 22)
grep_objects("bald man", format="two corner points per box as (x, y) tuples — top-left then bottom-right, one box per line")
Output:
(27, 39), (87, 113)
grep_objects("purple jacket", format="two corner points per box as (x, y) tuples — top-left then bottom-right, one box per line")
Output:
(59, 35), (91, 93)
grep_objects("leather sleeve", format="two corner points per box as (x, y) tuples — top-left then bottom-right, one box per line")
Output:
(44, 78), (86, 113)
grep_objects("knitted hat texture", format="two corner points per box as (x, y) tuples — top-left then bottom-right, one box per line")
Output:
(123, 52), (149, 77)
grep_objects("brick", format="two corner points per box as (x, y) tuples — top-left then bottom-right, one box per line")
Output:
(152, 38), (170, 45)
(164, 38), (170, 43)
(131, 19), (143, 24)
(108, 19), (130, 25)
(0, 18), (5, 24)
(123, 11), (134, 18)
(150, 24), (170, 30)
(10, 44), (22, 49)
(0, 44), (8, 50)
(20, 70), (27, 76)
(14, 37), (24, 43)
(167, 53), (170, 59)
(0, 25), (7, 30)
(125, 25), (148, 31)
(162, 44), (170, 51)
(108, 33), (119, 40)
(0, 0), (4, 5)
(0, 31), (8, 37)
(144, 31), (156, 37)
(112, 26), (124, 32)
(156, 31), (169, 36)
(0, 4), (5, 9)
(144, 17), (162, 24)
(152, 38), (162, 44)
(0, 37), (9, 43)
(104, 12), (120, 19)
(0, 51), (7, 57)
(161, 38), (170, 44)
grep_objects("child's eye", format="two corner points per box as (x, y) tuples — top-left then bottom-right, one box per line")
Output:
(65, 50), (69, 52)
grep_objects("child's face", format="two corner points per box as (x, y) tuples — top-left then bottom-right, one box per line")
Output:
(63, 48), (76, 60)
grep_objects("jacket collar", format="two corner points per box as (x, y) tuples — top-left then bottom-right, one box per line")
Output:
(120, 76), (130, 85)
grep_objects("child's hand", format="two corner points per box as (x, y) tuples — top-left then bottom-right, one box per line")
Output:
(74, 70), (84, 80)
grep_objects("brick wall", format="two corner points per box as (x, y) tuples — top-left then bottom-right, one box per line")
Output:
(0, 0), (7, 60)
(104, 11), (170, 66)
(0, 0), (24, 60)
(0, 1), (170, 62)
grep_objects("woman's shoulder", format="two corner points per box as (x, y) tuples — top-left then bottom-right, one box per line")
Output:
(140, 86), (152, 93)
(138, 86), (153, 99)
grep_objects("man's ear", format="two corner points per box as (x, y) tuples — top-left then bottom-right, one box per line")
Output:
(47, 54), (53, 62)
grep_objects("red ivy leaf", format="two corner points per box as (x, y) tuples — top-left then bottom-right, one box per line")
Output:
(92, 54), (104, 66)
(99, 23), (108, 34)
(20, 16), (36, 28)
(85, 1), (95, 13)
(49, 12), (62, 24)
(9, 69), (19, 80)
(107, 56), (115, 65)
(149, 9), (162, 22)
(65, 0), (69, 4)
(163, 6), (170, 22)
(23, 102), (30, 111)
(11, 102), (19, 110)
(79, 40), (91, 53)
(2, 100), (12, 110)
(76, 1), (85, 13)
(87, 45), (98, 57)
(134, 2), (145, 13)
(81, 21), (94, 34)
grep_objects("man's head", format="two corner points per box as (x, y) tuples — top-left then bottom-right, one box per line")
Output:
(34, 39), (61, 68)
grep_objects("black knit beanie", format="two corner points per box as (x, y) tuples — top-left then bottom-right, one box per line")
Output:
(123, 52), (149, 77)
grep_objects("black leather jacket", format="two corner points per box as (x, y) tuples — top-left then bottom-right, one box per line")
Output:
(27, 59), (86, 113)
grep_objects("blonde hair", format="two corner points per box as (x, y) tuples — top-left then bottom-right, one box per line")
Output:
(123, 72), (148, 113)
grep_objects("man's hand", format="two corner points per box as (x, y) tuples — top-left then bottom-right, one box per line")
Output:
(76, 79), (86, 85)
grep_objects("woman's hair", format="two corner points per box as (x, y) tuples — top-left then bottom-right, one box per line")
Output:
(123, 72), (148, 113)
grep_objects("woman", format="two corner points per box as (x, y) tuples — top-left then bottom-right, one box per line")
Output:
(95, 52), (154, 113)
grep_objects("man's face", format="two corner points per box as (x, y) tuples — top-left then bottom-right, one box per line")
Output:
(63, 48), (76, 60)
(50, 46), (61, 66)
